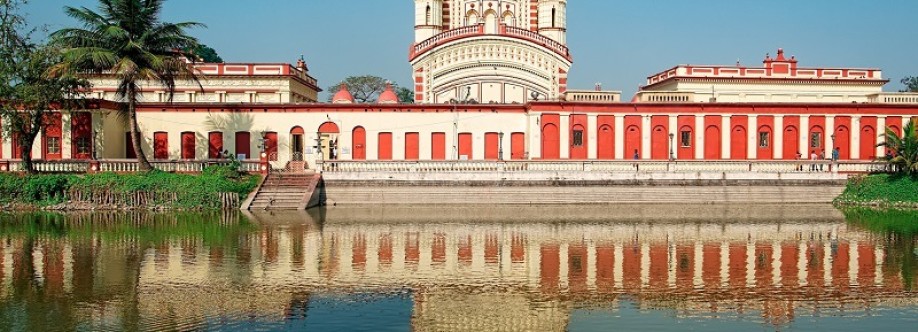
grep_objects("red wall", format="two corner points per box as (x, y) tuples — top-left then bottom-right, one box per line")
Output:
(596, 115), (615, 159)
(153, 132), (168, 160)
(782, 116), (800, 159)
(730, 115), (748, 159)
(431, 132), (446, 160)
(650, 115), (668, 160)
(181, 132), (195, 160)
(378, 132), (393, 160)
(208, 132), (223, 159)
(757, 116), (774, 160)
(265, 132), (278, 161)
(860, 117), (878, 160)
(624, 115), (642, 159)
(458, 133), (472, 160)
(834, 116), (851, 160)
(704, 116), (721, 160)
(42, 113), (63, 160)
(541, 114), (560, 160)
(484, 132), (499, 160)
(404, 132), (419, 160)
(677, 116), (694, 160)
(511, 132), (525, 160)
(809, 116), (826, 156)
(569, 114), (588, 159)
(71, 112), (93, 160)
(235, 132), (250, 159)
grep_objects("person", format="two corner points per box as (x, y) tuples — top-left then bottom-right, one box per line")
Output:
(633, 149), (639, 160)
(818, 150), (826, 171)
(832, 147), (840, 162)
(810, 150), (818, 172)
(795, 151), (803, 171)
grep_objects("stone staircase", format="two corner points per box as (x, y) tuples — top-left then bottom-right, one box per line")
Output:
(244, 172), (323, 210)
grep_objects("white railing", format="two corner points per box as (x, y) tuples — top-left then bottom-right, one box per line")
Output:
(502, 26), (571, 60)
(409, 24), (572, 61)
(563, 90), (621, 103)
(0, 159), (261, 173)
(318, 160), (882, 174)
(636, 91), (696, 103)
(867, 92), (918, 104)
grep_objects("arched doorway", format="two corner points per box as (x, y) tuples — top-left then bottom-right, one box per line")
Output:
(731, 125), (747, 160)
(704, 125), (721, 160)
(860, 126), (876, 160)
(352, 126), (366, 160)
(597, 124), (614, 159)
(757, 125), (774, 160)
(541, 123), (560, 160)
(484, 10), (498, 34)
(570, 124), (587, 159)
(625, 125), (641, 159)
(318, 122), (340, 160)
(834, 125), (850, 160)
(783, 125), (799, 160)
(651, 125), (667, 160)
(290, 126), (305, 161)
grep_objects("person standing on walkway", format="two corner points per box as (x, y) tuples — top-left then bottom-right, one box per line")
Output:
(810, 150), (818, 172)
(796, 151), (803, 171)
(819, 150), (826, 171)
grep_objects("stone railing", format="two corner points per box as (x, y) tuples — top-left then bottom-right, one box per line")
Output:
(409, 24), (572, 61)
(635, 91), (696, 103)
(0, 159), (262, 173)
(317, 160), (881, 174)
(563, 90), (621, 103)
(867, 93), (918, 104)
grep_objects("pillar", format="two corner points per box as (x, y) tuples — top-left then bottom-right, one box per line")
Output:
(849, 240), (859, 286)
(852, 116), (862, 160)
(799, 115), (810, 156)
(774, 115), (784, 159)
(641, 115), (651, 160)
(745, 242), (755, 288)
(876, 116), (886, 159)
(640, 242), (650, 288)
(694, 114), (704, 160)
(560, 115), (570, 159)
(614, 115), (625, 159)
(559, 243), (569, 290)
(587, 114), (598, 159)
(693, 241), (703, 288)
(528, 240), (541, 287)
(748, 115), (758, 159)
(614, 243), (624, 289)
(772, 241), (782, 286)
(721, 115), (731, 159)
(720, 242), (729, 287)
(587, 241), (597, 290)
(798, 242), (808, 286)
(825, 115), (835, 157)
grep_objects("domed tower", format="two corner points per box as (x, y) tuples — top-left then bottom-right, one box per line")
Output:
(415, 0), (444, 43)
(410, 0), (573, 104)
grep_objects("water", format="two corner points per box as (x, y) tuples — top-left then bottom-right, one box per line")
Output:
(0, 204), (915, 331)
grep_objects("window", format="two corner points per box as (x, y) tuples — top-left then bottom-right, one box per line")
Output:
(810, 132), (822, 148)
(758, 132), (770, 148)
(680, 131), (692, 147)
(572, 130), (583, 147)
(76, 137), (91, 155)
(46, 137), (61, 154)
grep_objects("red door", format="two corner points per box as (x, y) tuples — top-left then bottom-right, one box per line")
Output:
(860, 126), (876, 160)
(484, 132), (499, 160)
(704, 125), (721, 160)
(235, 132), (250, 159)
(651, 126), (668, 160)
(71, 112), (93, 160)
(541, 124), (560, 160)
(265, 132), (278, 161)
(597, 124), (614, 160)
(181, 132), (196, 160)
(783, 126), (799, 160)
(458, 133), (472, 160)
(405, 132), (419, 160)
(570, 125), (587, 159)
(835, 126), (850, 160)
(431, 132), (446, 160)
(378, 132), (393, 160)
(153, 132), (169, 160)
(352, 127), (366, 160)
(625, 125), (641, 159)
(731, 125), (747, 160)
(42, 113), (63, 160)
(125, 132), (136, 159)
(511, 132), (525, 160)
(208, 132), (223, 159)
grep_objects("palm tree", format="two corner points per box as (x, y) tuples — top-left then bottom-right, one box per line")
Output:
(50, 0), (203, 171)
(878, 120), (918, 175)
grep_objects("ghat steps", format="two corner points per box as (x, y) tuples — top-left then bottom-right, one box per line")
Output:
(244, 172), (324, 210)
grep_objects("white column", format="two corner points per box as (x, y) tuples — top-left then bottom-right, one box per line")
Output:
(875, 247), (884, 287)
(528, 241), (541, 287)
(446, 233), (458, 273)
(559, 115), (570, 159)
(720, 242), (729, 287)
(2, 244), (12, 288)
(640, 243), (650, 288)
(501, 234), (512, 275)
(748, 115), (758, 159)
(772, 241), (782, 286)
(823, 241), (832, 286)
(0, 119), (9, 158)
(367, 234), (380, 274)
(745, 242), (755, 288)
(876, 116), (887, 159)
(63, 243), (73, 293)
(471, 233), (484, 272)
(849, 240), (859, 286)
(587, 114), (598, 159)
(305, 231), (321, 277)
(32, 244), (44, 286)
(614, 115), (625, 160)
(587, 241), (597, 290)
(852, 116), (861, 160)
(393, 233), (406, 272)
(668, 115), (678, 159)
(559, 243), (569, 290)
(825, 115), (835, 157)
(800, 115), (810, 156)
(641, 115), (652, 160)
(340, 233), (354, 275)
(721, 115), (731, 159)
(667, 242), (676, 288)
(798, 242), (808, 286)
(614, 243), (624, 289)
(693, 242), (703, 288)
(61, 113), (72, 159)
(774, 115), (784, 159)
(694, 115), (705, 160)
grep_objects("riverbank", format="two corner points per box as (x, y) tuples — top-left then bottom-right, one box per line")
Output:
(0, 165), (260, 211)
(834, 174), (918, 209)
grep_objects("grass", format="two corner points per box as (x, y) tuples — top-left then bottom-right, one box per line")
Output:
(835, 173), (918, 207)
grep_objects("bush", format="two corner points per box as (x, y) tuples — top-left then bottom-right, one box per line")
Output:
(836, 174), (918, 205)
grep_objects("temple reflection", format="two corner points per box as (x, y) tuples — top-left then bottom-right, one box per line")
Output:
(0, 206), (915, 330)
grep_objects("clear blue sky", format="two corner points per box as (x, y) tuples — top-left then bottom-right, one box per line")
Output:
(23, 0), (918, 99)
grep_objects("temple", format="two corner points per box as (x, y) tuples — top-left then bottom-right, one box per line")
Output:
(1, 0), (917, 171)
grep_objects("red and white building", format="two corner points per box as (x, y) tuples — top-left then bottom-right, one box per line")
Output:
(1, 1), (917, 170)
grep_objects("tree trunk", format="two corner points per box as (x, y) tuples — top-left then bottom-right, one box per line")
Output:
(20, 117), (40, 174)
(128, 87), (153, 171)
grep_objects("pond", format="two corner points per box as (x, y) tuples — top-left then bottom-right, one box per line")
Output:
(0, 204), (915, 331)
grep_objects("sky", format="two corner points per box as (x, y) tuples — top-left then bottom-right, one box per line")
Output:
(22, 0), (918, 100)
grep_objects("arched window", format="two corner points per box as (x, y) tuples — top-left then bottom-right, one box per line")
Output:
(551, 7), (556, 27)
(425, 5), (431, 25)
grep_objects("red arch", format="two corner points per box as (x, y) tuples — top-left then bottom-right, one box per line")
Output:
(809, 125), (825, 153)
(730, 125), (747, 160)
(834, 125), (850, 160)
(704, 125), (721, 160)
(651, 125), (668, 160)
(860, 126), (876, 160)
(318, 122), (340, 134)
(783, 125), (799, 160)
(597, 124), (614, 160)
(677, 125), (693, 160)
(625, 125), (641, 159)
(757, 125), (774, 160)
(352, 126), (366, 160)
(541, 123), (560, 160)
(291, 126), (305, 135)
(570, 124), (587, 159)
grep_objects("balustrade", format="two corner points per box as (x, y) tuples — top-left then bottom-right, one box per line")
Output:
(410, 24), (571, 61)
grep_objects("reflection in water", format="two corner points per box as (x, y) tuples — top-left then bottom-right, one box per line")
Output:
(0, 205), (915, 331)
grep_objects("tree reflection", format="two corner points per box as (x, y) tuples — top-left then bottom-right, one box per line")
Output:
(844, 208), (918, 291)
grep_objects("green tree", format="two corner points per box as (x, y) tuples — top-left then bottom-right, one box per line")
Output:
(396, 86), (415, 103)
(50, 0), (204, 171)
(878, 120), (918, 175)
(901, 76), (918, 93)
(190, 43), (222, 63)
(0, 0), (88, 173)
